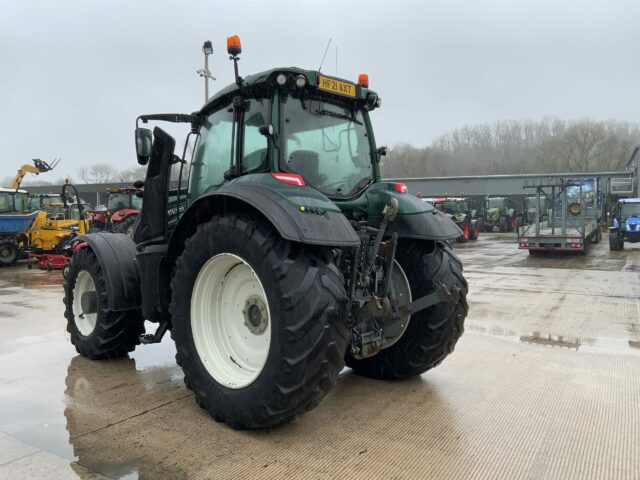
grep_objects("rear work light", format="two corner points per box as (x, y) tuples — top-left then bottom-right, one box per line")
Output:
(393, 182), (408, 193)
(271, 173), (305, 186)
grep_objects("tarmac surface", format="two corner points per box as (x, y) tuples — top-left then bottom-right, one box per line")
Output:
(0, 233), (639, 479)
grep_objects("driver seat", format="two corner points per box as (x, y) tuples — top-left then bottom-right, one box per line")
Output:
(287, 150), (326, 186)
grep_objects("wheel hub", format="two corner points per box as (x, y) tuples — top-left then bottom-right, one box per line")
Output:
(244, 297), (268, 335)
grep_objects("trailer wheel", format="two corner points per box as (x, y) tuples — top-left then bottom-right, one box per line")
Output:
(346, 241), (468, 380)
(64, 248), (144, 359)
(592, 227), (602, 244)
(170, 214), (348, 429)
(0, 241), (18, 266)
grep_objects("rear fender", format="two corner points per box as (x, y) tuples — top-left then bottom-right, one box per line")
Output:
(167, 179), (360, 265)
(364, 187), (462, 241)
(71, 233), (141, 311)
(111, 208), (139, 223)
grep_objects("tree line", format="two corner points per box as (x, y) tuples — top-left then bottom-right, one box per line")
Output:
(381, 118), (640, 178)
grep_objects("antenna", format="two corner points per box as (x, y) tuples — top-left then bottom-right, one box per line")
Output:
(318, 38), (331, 72)
(335, 45), (338, 76)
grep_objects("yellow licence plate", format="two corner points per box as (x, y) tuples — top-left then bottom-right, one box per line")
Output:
(317, 75), (356, 97)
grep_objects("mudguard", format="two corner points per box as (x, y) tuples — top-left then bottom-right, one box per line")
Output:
(388, 209), (463, 241)
(365, 187), (462, 241)
(172, 177), (361, 252)
(72, 233), (141, 311)
(111, 208), (139, 223)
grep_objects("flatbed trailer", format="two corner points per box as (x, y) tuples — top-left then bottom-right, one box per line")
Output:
(518, 179), (602, 254)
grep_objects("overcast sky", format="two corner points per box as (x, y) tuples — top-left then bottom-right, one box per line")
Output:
(1, 0), (639, 179)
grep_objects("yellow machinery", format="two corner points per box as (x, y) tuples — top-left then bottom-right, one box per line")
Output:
(0, 159), (59, 265)
(6, 158), (89, 253)
(9, 158), (60, 190)
(28, 183), (89, 253)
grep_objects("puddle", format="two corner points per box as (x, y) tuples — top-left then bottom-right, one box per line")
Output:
(520, 332), (580, 350)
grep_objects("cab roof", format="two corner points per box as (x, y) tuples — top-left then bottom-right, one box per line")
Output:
(200, 67), (378, 113)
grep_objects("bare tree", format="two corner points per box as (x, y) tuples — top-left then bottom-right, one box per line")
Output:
(382, 117), (640, 178)
(77, 163), (118, 183)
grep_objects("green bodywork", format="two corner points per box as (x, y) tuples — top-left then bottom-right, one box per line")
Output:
(485, 198), (514, 223)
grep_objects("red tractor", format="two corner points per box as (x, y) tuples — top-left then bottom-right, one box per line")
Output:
(90, 188), (142, 234)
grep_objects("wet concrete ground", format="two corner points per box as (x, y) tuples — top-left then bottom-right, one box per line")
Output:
(0, 233), (639, 479)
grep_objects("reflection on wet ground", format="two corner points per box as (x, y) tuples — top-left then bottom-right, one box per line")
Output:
(0, 235), (639, 479)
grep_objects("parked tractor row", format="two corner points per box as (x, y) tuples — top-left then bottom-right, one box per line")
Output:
(0, 160), (142, 268)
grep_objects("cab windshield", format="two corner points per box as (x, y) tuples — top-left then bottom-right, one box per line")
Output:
(621, 203), (640, 219)
(108, 193), (142, 212)
(436, 201), (465, 214)
(281, 96), (373, 198)
(488, 198), (505, 209)
(0, 192), (27, 213)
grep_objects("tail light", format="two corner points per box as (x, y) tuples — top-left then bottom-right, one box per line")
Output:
(271, 173), (305, 187)
(393, 182), (408, 193)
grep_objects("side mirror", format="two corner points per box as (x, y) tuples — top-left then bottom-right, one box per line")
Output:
(376, 146), (387, 162)
(135, 128), (153, 165)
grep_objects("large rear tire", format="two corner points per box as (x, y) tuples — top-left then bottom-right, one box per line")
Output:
(170, 214), (349, 429)
(64, 249), (144, 359)
(457, 217), (470, 243)
(468, 222), (479, 241)
(346, 241), (468, 380)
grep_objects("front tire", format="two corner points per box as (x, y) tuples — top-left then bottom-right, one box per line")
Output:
(64, 249), (144, 359)
(468, 222), (479, 241)
(609, 232), (624, 251)
(0, 241), (18, 266)
(499, 216), (508, 233)
(346, 241), (468, 380)
(170, 214), (349, 429)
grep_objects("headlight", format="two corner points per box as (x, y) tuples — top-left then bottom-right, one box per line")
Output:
(295, 75), (306, 88)
(276, 74), (287, 86)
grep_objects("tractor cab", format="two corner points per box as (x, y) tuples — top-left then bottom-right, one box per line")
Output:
(107, 189), (143, 213)
(0, 188), (28, 214)
(609, 198), (640, 250)
(28, 193), (63, 211)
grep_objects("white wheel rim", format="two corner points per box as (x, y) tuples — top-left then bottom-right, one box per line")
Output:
(382, 261), (412, 349)
(191, 253), (271, 389)
(73, 270), (97, 336)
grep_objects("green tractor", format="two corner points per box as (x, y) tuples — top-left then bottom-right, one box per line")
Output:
(424, 197), (479, 242)
(63, 37), (468, 430)
(481, 197), (519, 232)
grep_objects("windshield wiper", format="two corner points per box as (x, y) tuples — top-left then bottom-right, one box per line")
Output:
(315, 109), (362, 125)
